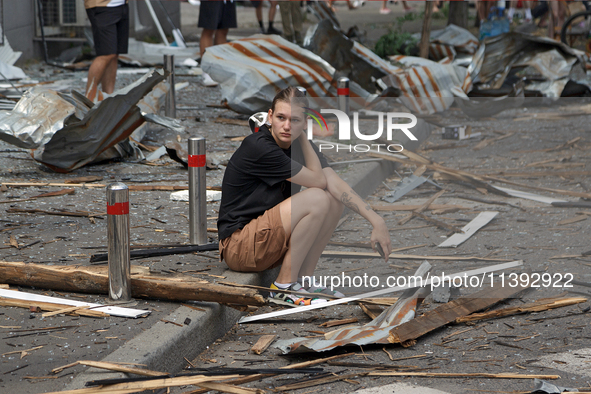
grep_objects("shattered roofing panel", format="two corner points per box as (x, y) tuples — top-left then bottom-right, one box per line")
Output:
(201, 34), (372, 114)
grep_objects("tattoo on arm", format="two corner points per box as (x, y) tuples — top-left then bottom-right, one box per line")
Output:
(340, 189), (371, 214)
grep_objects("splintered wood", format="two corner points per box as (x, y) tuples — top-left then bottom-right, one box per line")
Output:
(250, 335), (277, 355)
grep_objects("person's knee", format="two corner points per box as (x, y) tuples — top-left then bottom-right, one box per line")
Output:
(303, 187), (331, 215)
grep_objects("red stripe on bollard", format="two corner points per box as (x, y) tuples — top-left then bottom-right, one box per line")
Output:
(188, 154), (206, 168)
(107, 202), (129, 215)
(337, 88), (350, 96)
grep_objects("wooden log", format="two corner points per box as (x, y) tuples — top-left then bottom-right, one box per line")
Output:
(0, 261), (265, 306)
(250, 334), (277, 355)
(388, 283), (528, 344)
(455, 296), (587, 323)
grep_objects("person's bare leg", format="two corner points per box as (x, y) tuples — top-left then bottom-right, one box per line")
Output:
(200, 28), (215, 58)
(275, 187), (331, 284)
(214, 28), (229, 46)
(269, 1), (277, 21)
(85, 54), (117, 99)
(297, 191), (343, 278)
(100, 55), (118, 94)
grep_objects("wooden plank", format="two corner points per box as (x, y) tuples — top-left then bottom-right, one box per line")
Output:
(42, 305), (91, 318)
(250, 335), (277, 355)
(0, 289), (150, 319)
(359, 303), (383, 320)
(368, 372), (559, 379)
(557, 216), (588, 226)
(0, 299), (107, 318)
(78, 360), (165, 377)
(320, 250), (509, 262)
(319, 317), (358, 328)
(438, 211), (498, 248)
(0, 261), (265, 306)
(196, 382), (262, 394)
(388, 282), (528, 344)
(274, 372), (366, 391)
(411, 211), (464, 233)
(371, 204), (470, 212)
(455, 296), (587, 323)
(399, 190), (446, 225)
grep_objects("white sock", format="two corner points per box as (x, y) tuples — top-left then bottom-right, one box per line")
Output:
(525, 9), (532, 19)
(507, 8), (515, 19)
(273, 281), (292, 289)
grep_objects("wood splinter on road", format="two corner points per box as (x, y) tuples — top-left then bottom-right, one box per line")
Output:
(250, 334), (277, 355)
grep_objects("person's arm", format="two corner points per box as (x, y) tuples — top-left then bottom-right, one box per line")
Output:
(288, 133), (327, 189)
(324, 167), (392, 261)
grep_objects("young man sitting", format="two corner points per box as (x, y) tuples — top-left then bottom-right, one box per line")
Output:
(217, 87), (392, 306)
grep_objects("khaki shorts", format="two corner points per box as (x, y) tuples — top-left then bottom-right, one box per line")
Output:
(220, 205), (288, 272)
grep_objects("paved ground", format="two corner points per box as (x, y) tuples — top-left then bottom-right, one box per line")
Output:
(1, 2), (591, 394)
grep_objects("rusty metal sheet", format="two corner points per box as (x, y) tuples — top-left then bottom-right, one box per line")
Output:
(379, 57), (472, 115)
(429, 24), (479, 55)
(201, 34), (373, 114)
(274, 262), (431, 354)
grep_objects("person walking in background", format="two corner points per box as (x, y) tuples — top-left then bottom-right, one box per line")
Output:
(384, 0), (415, 14)
(198, 0), (237, 87)
(507, 1), (533, 23)
(279, 1), (304, 45)
(84, 0), (129, 101)
(252, 0), (282, 35)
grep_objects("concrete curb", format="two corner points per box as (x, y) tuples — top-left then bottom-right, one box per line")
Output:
(66, 120), (433, 389)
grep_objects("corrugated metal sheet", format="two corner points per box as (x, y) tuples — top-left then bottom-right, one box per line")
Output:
(379, 57), (472, 115)
(274, 262), (431, 354)
(201, 34), (373, 114)
(429, 24), (479, 55)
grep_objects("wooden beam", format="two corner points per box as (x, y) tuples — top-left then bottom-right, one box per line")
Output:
(320, 250), (510, 262)
(369, 372), (560, 379)
(456, 296), (587, 323)
(0, 261), (265, 306)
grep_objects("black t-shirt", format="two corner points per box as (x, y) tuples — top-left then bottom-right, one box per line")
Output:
(217, 125), (330, 240)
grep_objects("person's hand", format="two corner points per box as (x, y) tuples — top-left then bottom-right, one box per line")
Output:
(370, 219), (392, 262)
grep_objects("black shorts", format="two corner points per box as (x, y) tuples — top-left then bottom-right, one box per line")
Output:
(198, 0), (237, 30)
(86, 4), (129, 56)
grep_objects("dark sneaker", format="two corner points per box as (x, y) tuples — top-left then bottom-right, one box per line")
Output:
(269, 282), (328, 306)
(266, 26), (283, 35)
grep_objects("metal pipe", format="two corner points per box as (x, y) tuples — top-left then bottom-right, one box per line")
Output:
(144, 0), (169, 46)
(107, 183), (131, 301)
(337, 77), (350, 115)
(164, 54), (176, 118)
(188, 137), (207, 245)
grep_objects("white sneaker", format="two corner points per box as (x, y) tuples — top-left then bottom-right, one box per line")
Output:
(188, 0), (200, 6)
(201, 72), (218, 87)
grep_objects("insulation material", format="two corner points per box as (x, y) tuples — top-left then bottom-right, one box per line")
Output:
(201, 34), (374, 114)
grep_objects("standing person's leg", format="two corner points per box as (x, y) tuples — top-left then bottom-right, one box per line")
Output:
(379, 1), (391, 14)
(267, 1), (282, 34)
(291, 1), (304, 45)
(199, 28), (215, 58)
(252, 1), (265, 33)
(279, 1), (294, 42)
(524, 1), (533, 22)
(214, 28), (229, 45)
(85, 6), (126, 100)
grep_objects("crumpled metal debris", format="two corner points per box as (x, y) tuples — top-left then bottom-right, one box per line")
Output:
(201, 34), (374, 114)
(531, 378), (578, 394)
(118, 38), (199, 66)
(0, 69), (182, 172)
(454, 80), (525, 118)
(471, 32), (591, 97)
(274, 262), (431, 354)
(413, 24), (479, 62)
(383, 175), (441, 203)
